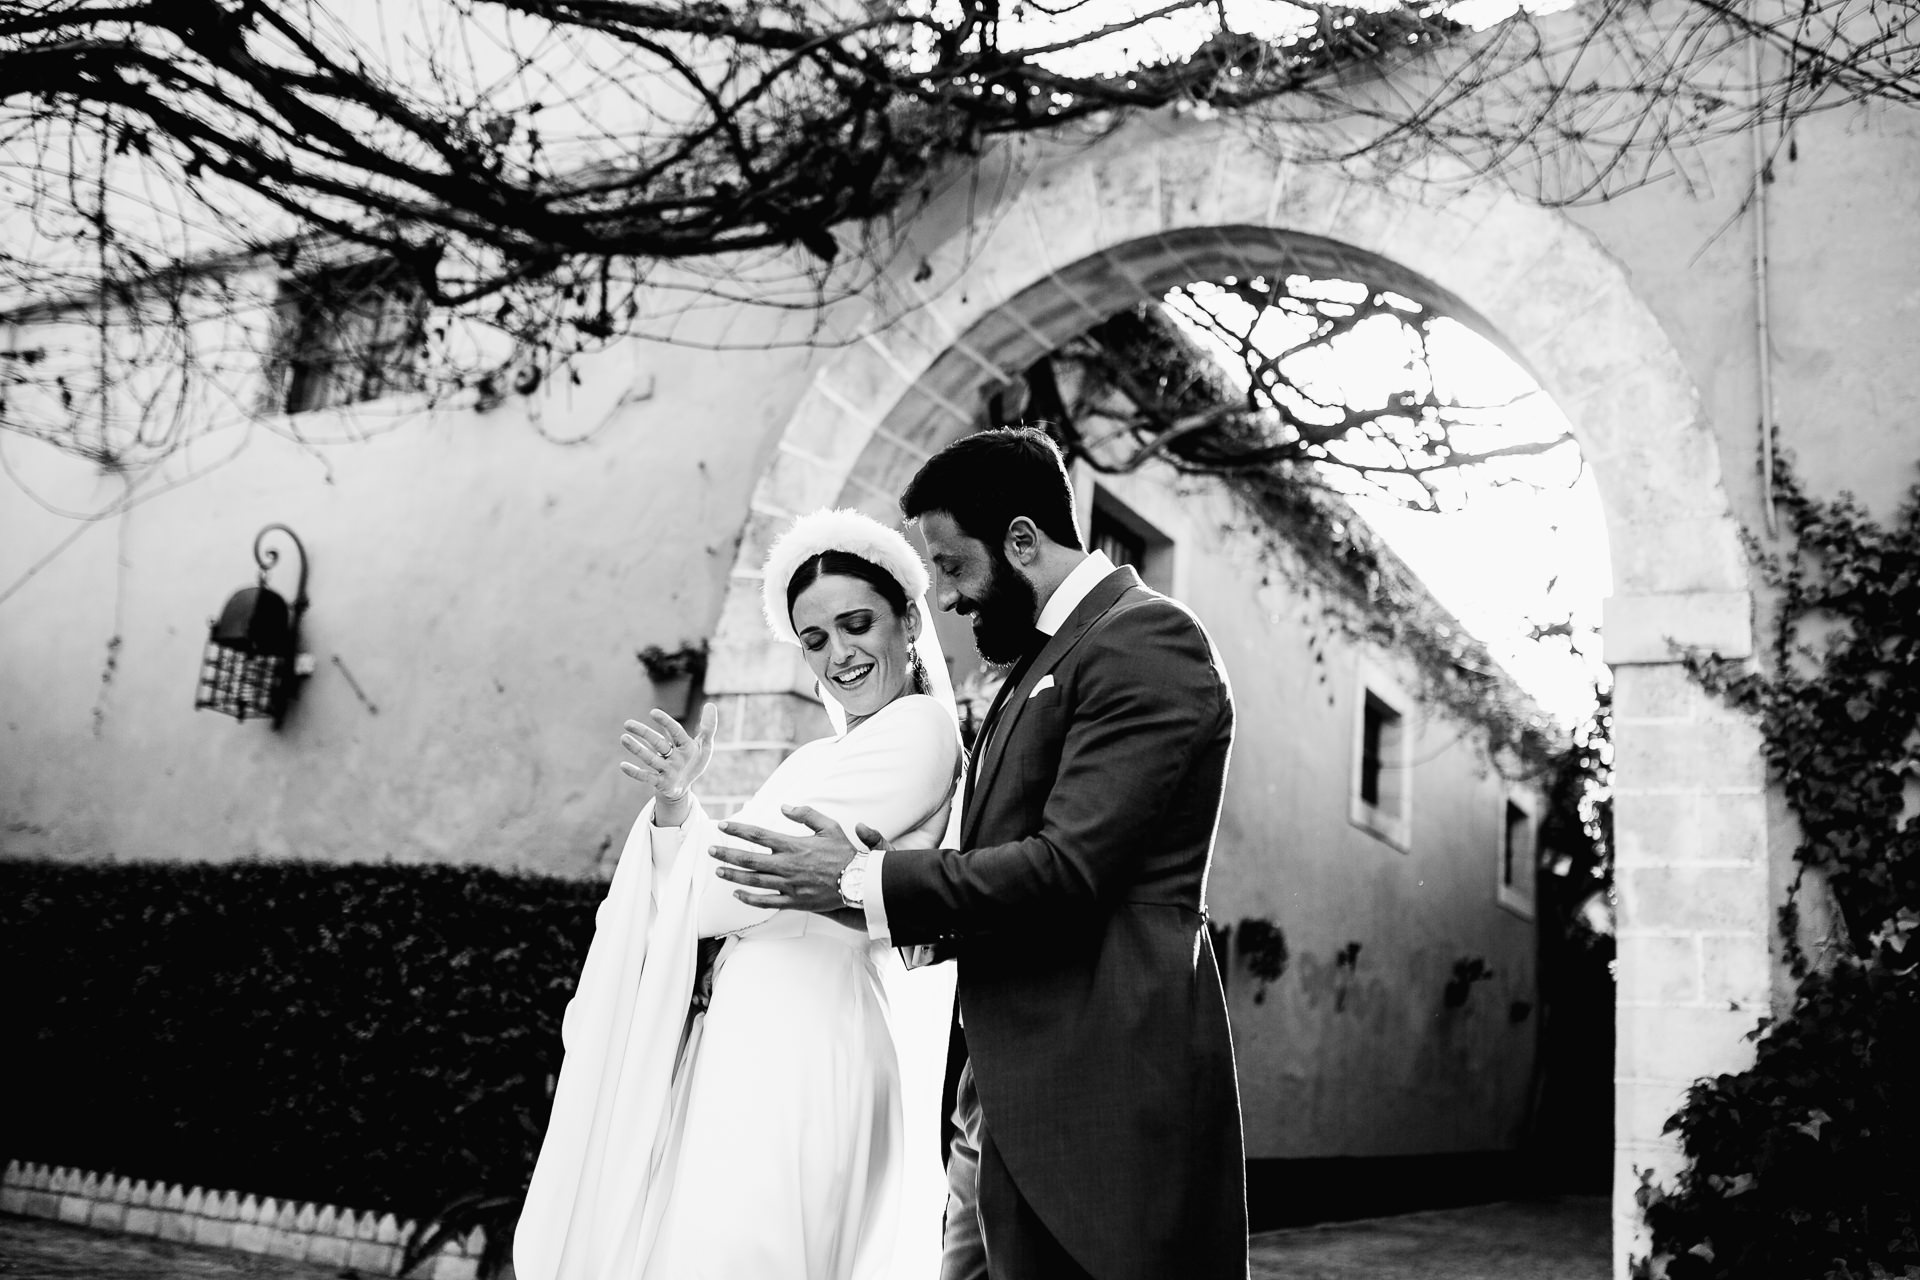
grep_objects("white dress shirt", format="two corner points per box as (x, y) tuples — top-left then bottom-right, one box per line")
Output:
(863, 551), (1116, 942)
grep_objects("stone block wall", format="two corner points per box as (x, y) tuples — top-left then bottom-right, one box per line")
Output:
(1603, 631), (1770, 1279)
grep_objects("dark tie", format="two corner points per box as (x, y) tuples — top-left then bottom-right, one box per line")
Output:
(966, 628), (1048, 793)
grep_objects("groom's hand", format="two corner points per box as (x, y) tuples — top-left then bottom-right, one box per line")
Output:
(714, 805), (888, 913)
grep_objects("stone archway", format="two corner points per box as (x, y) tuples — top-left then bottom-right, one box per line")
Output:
(702, 112), (1766, 1276)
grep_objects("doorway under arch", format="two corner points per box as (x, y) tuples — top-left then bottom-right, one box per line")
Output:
(701, 113), (1766, 1273)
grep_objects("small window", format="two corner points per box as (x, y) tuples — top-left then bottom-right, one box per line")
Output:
(1349, 665), (1412, 850)
(1502, 802), (1524, 888)
(1359, 693), (1402, 809)
(1090, 506), (1146, 569)
(1086, 487), (1174, 593)
(272, 259), (426, 414)
(1498, 796), (1537, 918)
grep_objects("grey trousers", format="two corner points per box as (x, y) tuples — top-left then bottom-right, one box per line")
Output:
(939, 1060), (1095, 1280)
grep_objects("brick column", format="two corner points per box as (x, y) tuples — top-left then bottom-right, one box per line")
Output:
(1603, 591), (1769, 1280)
(699, 690), (832, 815)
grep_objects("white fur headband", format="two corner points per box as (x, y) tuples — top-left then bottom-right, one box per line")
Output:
(760, 508), (931, 647)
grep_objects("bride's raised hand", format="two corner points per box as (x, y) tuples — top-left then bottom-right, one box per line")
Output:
(621, 702), (718, 808)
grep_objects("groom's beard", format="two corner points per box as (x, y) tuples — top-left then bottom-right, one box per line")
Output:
(962, 551), (1041, 666)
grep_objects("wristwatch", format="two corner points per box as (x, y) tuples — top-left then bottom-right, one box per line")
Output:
(837, 850), (870, 910)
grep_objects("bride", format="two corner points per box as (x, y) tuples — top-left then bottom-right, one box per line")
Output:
(515, 508), (963, 1280)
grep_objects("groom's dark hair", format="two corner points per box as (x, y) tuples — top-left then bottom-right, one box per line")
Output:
(901, 427), (1086, 552)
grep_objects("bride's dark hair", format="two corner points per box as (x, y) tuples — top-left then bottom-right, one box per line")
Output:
(786, 551), (930, 695)
(786, 550), (909, 616)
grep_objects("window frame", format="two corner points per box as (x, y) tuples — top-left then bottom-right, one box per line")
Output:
(268, 257), (427, 416)
(1084, 484), (1175, 595)
(1348, 659), (1414, 852)
(1497, 792), (1539, 919)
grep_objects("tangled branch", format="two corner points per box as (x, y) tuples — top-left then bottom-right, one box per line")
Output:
(1041, 279), (1572, 512)
(1, 0), (1915, 481)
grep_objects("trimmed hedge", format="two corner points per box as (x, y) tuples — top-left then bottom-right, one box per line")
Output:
(0, 858), (604, 1224)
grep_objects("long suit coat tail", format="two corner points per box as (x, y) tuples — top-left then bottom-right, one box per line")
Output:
(881, 565), (1249, 1280)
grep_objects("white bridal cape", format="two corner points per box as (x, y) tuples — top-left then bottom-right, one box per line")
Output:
(516, 693), (962, 1280)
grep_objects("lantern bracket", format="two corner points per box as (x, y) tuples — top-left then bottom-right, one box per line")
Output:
(253, 523), (310, 617)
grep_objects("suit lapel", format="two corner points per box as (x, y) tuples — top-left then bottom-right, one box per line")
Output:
(962, 566), (1140, 844)
(963, 662), (1027, 804)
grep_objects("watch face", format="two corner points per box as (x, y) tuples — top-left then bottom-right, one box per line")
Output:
(839, 855), (868, 908)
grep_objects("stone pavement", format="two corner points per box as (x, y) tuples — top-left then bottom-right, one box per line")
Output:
(0, 1215), (343, 1280)
(4, 1197), (1610, 1279)
(1250, 1196), (1611, 1280)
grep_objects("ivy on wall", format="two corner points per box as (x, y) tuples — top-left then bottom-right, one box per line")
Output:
(1221, 469), (1567, 779)
(1636, 454), (1920, 1279)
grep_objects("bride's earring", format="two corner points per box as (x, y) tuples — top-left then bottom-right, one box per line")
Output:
(909, 647), (929, 695)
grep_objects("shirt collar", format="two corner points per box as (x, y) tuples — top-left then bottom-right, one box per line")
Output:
(1035, 550), (1116, 637)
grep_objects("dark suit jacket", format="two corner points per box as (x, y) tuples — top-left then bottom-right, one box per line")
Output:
(882, 565), (1248, 1280)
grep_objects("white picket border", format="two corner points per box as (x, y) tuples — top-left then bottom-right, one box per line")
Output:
(0, 1159), (491, 1279)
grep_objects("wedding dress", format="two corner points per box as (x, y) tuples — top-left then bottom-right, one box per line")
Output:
(516, 692), (961, 1280)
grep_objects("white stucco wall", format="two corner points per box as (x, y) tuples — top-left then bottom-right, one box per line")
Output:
(1, 302), (831, 875)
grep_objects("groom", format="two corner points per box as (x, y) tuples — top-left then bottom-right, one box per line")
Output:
(716, 427), (1248, 1280)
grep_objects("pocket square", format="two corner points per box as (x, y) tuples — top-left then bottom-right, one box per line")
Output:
(1027, 673), (1055, 699)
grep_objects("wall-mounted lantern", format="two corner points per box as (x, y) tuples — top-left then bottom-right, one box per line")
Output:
(195, 524), (313, 726)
